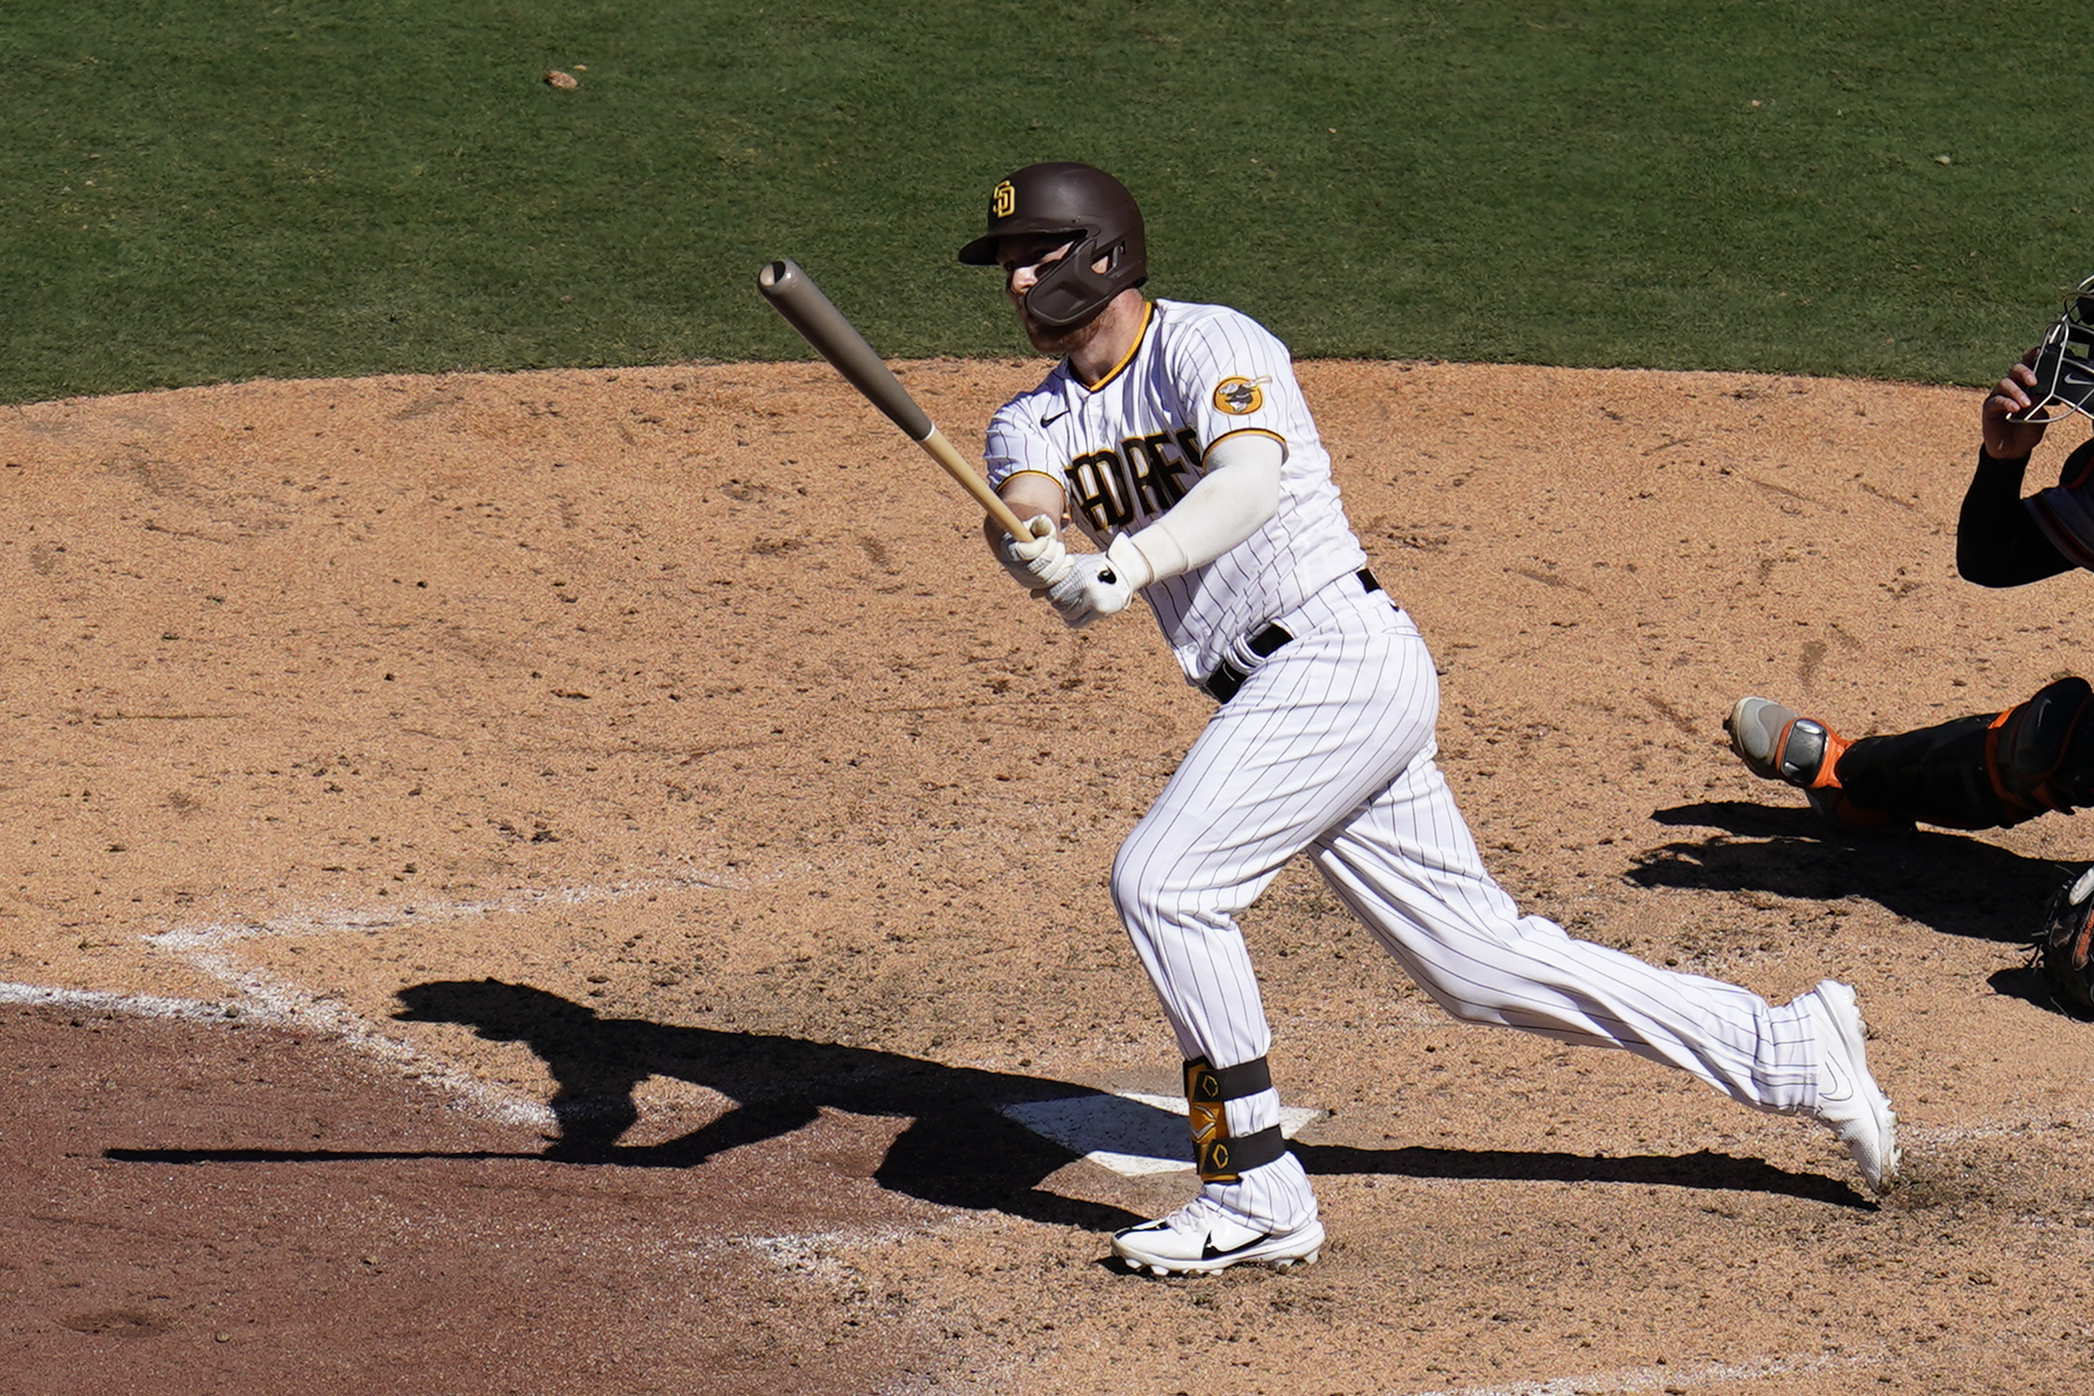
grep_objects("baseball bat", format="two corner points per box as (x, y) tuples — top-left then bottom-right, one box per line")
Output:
(756, 258), (1033, 541)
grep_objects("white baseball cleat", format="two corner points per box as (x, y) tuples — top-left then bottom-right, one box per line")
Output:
(1799, 979), (1901, 1195)
(1110, 1196), (1325, 1277)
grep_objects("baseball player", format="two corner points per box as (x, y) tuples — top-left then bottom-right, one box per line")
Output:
(962, 161), (1900, 1276)
(1728, 287), (2094, 1009)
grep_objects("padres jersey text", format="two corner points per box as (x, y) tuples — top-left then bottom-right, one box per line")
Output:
(984, 299), (1367, 683)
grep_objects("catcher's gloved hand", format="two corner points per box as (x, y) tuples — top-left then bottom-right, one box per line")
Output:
(1044, 536), (1151, 629)
(2037, 863), (2094, 1011)
(999, 514), (1074, 591)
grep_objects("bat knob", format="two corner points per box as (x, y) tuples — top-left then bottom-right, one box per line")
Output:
(1098, 568), (1116, 585)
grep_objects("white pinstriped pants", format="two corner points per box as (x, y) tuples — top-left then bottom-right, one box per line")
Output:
(1112, 579), (1821, 1230)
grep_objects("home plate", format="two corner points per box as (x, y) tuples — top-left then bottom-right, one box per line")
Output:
(1000, 1091), (1323, 1177)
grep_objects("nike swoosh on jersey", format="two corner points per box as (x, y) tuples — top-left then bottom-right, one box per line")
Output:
(1040, 409), (1070, 427)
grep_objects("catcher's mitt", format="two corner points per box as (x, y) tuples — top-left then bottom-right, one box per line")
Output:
(2037, 864), (2094, 1011)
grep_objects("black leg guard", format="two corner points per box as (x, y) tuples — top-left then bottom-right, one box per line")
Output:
(1837, 677), (2094, 829)
(1184, 1056), (1286, 1183)
(1837, 713), (2007, 828)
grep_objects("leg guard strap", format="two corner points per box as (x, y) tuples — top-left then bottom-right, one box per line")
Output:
(1185, 1055), (1287, 1182)
(1185, 1054), (1272, 1104)
(1196, 1124), (1286, 1182)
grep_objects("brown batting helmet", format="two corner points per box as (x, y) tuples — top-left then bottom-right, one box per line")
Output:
(957, 162), (1147, 329)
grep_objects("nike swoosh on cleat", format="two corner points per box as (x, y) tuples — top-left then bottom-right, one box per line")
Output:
(1821, 1055), (1854, 1104)
(1199, 1231), (1276, 1262)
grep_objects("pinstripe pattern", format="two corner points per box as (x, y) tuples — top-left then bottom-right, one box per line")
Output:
(1114, 586), (1823, 1231)
(986, 298), (1836, 1236)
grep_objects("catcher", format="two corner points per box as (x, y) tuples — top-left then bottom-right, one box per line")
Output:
(1726, 276), (2094, 1012)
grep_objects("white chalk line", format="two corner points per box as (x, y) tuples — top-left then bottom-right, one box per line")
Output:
(1904, 1116), (2094, 1145)
(1393, 1349), (1877, 1396)
(16, 867), (2081, 1197)
(0, 916), (1999, 1396)
(126, 868), (773, 1126)
(18, 948), (2073, 1167)
(144, 864), (749, 952)
(5, 864), (881, 1152)
(22, 868), (752, 1131)
(0, 980), (242, 1022)
(2, 964), (557, 1131)
(190, 948), (557, 1128)
(1390, 1356), (1867, 1396)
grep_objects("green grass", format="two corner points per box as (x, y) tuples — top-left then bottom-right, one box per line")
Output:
(6, 0), (2092, 402)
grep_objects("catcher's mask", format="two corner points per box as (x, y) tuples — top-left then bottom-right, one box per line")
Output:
(957, 161), (1147, 330)
(2018, 275), (2094, 424)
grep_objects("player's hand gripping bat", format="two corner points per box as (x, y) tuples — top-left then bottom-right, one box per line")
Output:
(757, 258), (1032, 542)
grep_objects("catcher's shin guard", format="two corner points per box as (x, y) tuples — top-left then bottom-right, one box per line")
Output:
(1837, 677), (2094, 829)
(1184, 1055), (1286, 1182)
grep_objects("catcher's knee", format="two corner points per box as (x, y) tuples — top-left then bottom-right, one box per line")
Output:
(1990, 675), (2094, 817)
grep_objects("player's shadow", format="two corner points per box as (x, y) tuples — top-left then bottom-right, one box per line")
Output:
(103, 978), (1880, 1211)
(382, 979), (1145, 1230)
(1294, 1142), (1870, 1208)
(1632, 799), (2077, 1014)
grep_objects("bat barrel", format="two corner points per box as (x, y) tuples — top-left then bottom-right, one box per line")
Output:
(756, 257), (1032, 541)
(757, 258), (934, 441)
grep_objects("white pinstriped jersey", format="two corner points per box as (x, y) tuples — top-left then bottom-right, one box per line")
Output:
(983, 299), (1367, 682)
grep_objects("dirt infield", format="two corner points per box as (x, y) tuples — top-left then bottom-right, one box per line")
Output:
(4, 357), (2093, 1394)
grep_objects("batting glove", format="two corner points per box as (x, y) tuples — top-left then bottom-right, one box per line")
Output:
(1044, 536), (1152, 628)
(1000, 514), (1075, 590)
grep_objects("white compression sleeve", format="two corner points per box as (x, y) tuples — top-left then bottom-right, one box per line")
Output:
(1113, 431), (1284, 587)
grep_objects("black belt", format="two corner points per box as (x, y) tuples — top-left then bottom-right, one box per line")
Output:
(1200, 568), (1381, 704)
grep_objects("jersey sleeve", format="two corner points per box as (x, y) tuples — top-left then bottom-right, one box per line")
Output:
(1164, 308), (1302, 460)
(983, 401), (1059, 494)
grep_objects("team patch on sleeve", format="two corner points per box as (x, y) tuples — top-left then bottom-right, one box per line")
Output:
(1212, 376), (1269, 415)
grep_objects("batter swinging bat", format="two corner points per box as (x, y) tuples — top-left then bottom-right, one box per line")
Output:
(757, 258), (1032, 541)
